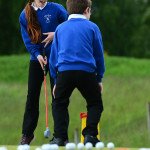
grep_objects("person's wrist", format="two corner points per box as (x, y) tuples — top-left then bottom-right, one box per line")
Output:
(37, 54), (41, 59)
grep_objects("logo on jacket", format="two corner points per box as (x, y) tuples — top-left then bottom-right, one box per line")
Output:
(44, 14), (51, 23)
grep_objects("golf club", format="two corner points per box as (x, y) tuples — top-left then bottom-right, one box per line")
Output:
(43, 49), (50, 138)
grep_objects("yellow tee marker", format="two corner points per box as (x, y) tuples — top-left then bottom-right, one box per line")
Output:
(80, 112), (100, 143)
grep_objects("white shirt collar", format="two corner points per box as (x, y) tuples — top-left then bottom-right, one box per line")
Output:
(31, 2), (47, 11)
(68, 14), (87, 20)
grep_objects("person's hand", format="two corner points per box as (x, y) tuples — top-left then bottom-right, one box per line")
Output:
(42, 32), (54, 47)
(37, 55), (47, 70)
(53, 84), (56, 98)
(98, 82), (103, 93)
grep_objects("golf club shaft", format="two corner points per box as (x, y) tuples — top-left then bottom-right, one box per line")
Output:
(43, 75), (49, 128)
(43, 48), (49, 128)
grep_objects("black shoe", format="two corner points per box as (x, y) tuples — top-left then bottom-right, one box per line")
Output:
(20, 134), (34, 145)
(84, 135), (100, 146)
(49, 137), (68, 146)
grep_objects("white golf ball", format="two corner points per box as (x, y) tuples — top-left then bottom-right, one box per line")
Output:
(50, 144), (59, 150)
(17, 145), (23, 150)
(0, 147), (7, 150)
(23, 144), (30, 150)
(107, 142), (115, 149)
(96, 142), (105, 149)
(65, 143), (76, 150)
(41, 144), (51, 150)
(35, 148), (42, 150)
(77, 143), (84, 150)
(17, 145), (30, 150)
(85, 142), (93, 150)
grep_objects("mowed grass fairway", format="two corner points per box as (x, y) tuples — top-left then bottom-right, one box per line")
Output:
(0, 55), (150, 147)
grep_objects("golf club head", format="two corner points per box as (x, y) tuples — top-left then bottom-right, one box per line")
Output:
(44, 128), (50, 138)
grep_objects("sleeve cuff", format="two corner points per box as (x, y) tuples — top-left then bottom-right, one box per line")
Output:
(34, 51), (40, 58)
(96, 74), (102, 83)
(54, 78), (57, 84)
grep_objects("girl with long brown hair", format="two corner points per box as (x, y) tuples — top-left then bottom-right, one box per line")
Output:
(19, 0), (68, 145)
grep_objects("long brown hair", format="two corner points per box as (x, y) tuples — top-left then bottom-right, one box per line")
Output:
(25, 0), (41, 44)
(66, 0), (92, 14)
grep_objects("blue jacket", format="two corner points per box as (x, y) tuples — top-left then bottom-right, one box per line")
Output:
(50, 15), (105, 83)
(19, 2), (68, 61)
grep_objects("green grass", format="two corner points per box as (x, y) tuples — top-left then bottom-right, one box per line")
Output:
(0, 55), (150, 147)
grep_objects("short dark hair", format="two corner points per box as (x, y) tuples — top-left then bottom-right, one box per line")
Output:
(66, 0), (92, 14)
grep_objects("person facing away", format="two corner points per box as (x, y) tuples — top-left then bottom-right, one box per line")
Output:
(49, 0), (105, 146)
(19, 0), (68, 145)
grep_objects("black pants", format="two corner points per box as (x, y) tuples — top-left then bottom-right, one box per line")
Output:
(22, 60), (54, 136)
(52, 71), (103, 140)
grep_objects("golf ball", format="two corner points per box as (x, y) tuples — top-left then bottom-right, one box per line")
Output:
(0, 147), (7, 150)
(95, 142), (105, 149)
(23, 144), (30, 150)
(107, 142), (115, 149)
(50, 144), (59, 150)
(35, 148), (42, 150)
(65, 143), (76, 150)
(17, 145), (23, 150)
(17, 145), (30, 150)
(85, 142), (93, 150)
(41, 144), (51, 150)
(77, 143), (84, 150)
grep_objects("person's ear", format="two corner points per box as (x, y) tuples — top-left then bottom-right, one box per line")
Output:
(84, 7), (89, 14)
(87, 7), (91, 13)
(86, 7), (91, 13)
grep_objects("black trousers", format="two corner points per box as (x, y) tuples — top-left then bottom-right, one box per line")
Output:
(52, 71), (103, 140)
(22, 60), (54, 136)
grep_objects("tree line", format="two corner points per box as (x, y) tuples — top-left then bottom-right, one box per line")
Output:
(0, 0), (149, 58)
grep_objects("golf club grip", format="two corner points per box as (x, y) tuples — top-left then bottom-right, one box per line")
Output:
(43, 64), (46, 76)
(43, 48), (46, 57)
(43, 48), (46, 76)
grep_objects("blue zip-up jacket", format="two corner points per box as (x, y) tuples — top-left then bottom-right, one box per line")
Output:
(50, 16), (105, 83)
(19, 2), (68, 61)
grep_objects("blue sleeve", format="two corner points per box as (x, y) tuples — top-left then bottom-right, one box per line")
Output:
(57, 4), (68, 23)
(93, 25), (105, 83)
(49, 30), (58, 84)
(19, 12), (40, 58)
